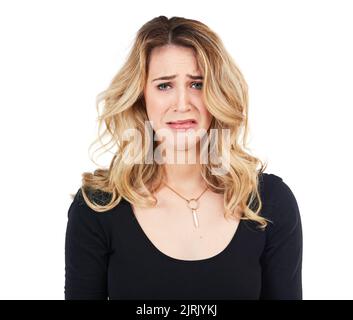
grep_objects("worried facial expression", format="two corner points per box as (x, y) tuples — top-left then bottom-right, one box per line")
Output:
(143, 44), (213, 151)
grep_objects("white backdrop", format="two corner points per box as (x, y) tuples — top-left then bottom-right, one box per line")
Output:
(0, 0), (352, 300)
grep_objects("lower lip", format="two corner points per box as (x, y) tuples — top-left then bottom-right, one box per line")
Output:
(167, 121), (198, 130)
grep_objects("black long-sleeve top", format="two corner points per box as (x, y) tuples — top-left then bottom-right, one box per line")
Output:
(64, 173), (303, 300)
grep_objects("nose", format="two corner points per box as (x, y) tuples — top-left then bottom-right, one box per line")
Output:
(173, 88), (191, 112)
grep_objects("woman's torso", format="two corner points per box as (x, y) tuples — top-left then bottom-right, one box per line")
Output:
(130, 189), (241, 261)
(105, 188), (265, 300)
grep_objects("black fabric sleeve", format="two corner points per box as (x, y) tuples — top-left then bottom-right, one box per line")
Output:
(65, 189), (110, 300)
(259, 176), (303, 300)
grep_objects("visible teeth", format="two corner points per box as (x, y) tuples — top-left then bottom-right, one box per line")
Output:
(168, 121), (195, 124)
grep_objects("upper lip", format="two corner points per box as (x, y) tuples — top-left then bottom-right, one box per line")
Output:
(166, 119), (197, 124)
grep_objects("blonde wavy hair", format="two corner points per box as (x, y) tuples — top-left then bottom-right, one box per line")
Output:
(72, 15), (270, 229)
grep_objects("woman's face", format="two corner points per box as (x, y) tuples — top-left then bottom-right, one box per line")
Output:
(143, 44), (213, 152)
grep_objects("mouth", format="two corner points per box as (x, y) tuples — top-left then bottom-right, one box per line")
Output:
(166, 119), (197, 124)
(166, 119), (198, 130)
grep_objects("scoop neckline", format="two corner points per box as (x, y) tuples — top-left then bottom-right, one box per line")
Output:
(126, 201), (243, 264)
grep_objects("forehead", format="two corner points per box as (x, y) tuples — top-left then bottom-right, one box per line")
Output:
(148, 45), (201, 76)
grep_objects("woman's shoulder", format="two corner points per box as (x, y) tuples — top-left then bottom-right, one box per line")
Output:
(68, 187), (131, 223)
(74, 187), (112, 206)
(258, 172), (302, 232)
(66, 187), (133, 244)
(258, 172), (294, 205)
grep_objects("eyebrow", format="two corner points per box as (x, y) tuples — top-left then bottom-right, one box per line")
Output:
(152, 74), (204, 82)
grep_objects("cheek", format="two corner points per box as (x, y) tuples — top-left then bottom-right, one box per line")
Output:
(146, 107), (161, 130)
(146, 102), (170, 133)
(200, 107), (213, 127)
(145, 93), (162, 128)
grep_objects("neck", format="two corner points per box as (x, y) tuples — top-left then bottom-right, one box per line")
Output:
(162, 149), (207, 195)
(154, 140), (208, 195)
(163, 163), (205, 188)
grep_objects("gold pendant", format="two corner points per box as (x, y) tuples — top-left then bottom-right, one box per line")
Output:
(187, 199), (200, 228)
(192, 209), (199, 228)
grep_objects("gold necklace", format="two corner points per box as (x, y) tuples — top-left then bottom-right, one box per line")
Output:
(163, 182), (208, 228)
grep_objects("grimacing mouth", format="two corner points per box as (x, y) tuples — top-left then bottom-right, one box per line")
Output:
(166, 119), (197, 124)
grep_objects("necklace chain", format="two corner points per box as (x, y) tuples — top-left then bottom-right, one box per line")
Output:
(163, 183), (208, 202)
(163, 182), (208, 228)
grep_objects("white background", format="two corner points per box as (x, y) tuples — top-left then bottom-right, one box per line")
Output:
(0, 0), (352, 300)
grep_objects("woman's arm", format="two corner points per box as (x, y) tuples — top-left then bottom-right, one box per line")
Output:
(259, 176), (303, 299)
(65, 189), (110, 300)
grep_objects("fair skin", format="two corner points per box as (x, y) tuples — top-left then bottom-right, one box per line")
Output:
(143, 44), (212, 196)
(131, 44), (240, 261)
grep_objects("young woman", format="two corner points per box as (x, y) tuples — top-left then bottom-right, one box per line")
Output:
(65, 16), (303, 300)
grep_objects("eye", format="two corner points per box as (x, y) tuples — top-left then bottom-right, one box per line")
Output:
(157, 83), (171, 90)
(156, 82), (203, 91)
(191, 82), (203, 90)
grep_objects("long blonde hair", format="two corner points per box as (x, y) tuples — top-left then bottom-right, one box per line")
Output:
(73, 15), (270, 229)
